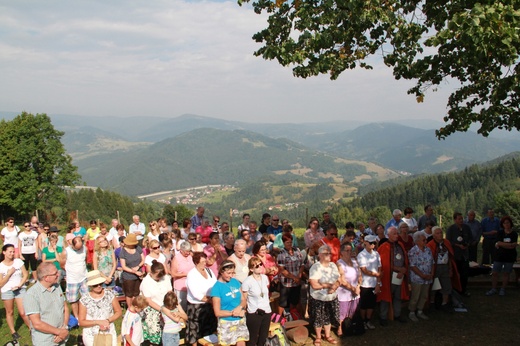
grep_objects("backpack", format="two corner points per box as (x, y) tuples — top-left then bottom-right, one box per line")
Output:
(342, 309), (365, 337)
(265, 323), (289, 346)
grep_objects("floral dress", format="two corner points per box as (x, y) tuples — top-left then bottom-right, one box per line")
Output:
(80, 290), (117, 345)
(96, 249), (114, 278)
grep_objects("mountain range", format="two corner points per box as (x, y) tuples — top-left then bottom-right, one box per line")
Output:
(2, 111), (520, 196)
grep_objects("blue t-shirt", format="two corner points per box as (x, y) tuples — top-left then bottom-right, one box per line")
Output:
(73, 227), (87, 237)
(267, 225), (283, 236)
(210, 278), (242, 321)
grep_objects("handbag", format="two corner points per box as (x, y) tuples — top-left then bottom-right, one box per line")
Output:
(93, 331), (113, 346)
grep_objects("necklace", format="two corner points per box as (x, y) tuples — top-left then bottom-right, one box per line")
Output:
(253, 275), (265, 298)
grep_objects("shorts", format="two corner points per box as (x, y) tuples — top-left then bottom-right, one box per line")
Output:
(122, 278), (141, 298)
(22, 253), (38, 271)
(162, 332), (180, 346)
(492, 261), (514, 273)
(1, 287), (26, 300)
(279, 285), (301, 308)
(66, 279), (88, 303)
(359, 287), (376, 310)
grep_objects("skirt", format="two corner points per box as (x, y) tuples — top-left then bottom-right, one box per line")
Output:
(308, 296), (340, 329)
(142, 306), (162, 344)
(217, 317), (249, 346)
(186, 303), (217, 344)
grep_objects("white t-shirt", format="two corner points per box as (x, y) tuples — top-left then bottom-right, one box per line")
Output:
(403, 217), (418, 231)
(186, 267), (217, 304)
(121, 309), (143, 346)
(65, 246), (87, 284)
(242, 274), (271, 314)
(18, 231), (39, 254)
(0, 259), (25, 293)
(144, 253), (167, 268)
(140, 274), (172, 306)
(1, 226), (20, 248)
(357, 249), (381, 288)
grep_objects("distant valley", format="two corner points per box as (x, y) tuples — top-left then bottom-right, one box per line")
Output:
(2, 111), (520, 197)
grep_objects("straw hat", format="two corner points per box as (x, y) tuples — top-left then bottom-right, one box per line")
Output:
(123, 233), (138, 246)
(86, 270), (106, 286)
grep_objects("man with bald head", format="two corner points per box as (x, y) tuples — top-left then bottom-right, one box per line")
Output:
(377, 226), (409, 325)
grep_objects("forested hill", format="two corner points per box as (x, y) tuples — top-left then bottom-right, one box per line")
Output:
(350, 155), (520, 218)
(76, 128), (398, 196)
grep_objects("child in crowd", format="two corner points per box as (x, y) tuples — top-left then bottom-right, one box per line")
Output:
(161, 291), (188, 346)
(122, 295), (148, 346)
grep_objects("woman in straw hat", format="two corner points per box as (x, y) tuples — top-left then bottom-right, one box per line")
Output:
(78, 270), (122, 346)
(120, 233), (145, 308)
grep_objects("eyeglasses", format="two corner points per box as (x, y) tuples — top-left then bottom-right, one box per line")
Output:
(151, 246), (160, 250)
(254, 263), (264, 268)
(46, 272), (59, 277)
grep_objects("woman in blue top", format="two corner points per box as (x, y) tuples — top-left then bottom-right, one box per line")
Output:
(211, 260), (249, 346)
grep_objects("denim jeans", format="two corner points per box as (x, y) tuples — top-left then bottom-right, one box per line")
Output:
(162, 332), (180, 346)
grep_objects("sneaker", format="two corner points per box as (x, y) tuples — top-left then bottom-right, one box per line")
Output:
(365, 321), (376, 330)
(408, 312), (419, 322)
(12, 332), (21, 339)
(379, 319), (388, 327)
(395, 315), (408, 323)
(417, 311), (429, 320)
(499, 288), (506, 296)
(485, 288), (497, 296)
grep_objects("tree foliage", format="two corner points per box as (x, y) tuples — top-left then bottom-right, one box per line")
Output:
(0, 112), (81, 216)
(339, 157), (520, 225)
(238, 0), (520, 138)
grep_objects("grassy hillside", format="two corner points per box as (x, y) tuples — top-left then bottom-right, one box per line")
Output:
(75, 128), (400, 196)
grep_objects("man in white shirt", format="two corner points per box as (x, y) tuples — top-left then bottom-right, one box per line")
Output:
(129, 215), (145, 246)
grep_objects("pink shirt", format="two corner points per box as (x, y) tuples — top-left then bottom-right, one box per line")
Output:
(204, 245), (226, 277)
(172, 253), (195, 291)
(304, 228), (325, 248)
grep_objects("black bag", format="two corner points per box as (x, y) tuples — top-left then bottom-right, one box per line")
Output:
(265, 323), (289, 346)
(342, 310), (365, 337)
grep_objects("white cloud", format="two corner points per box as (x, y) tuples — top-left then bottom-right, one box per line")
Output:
(0, 0), (452, 124)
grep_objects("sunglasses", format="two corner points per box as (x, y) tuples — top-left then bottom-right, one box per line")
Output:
(91, 283), (102, 288)
(272, 219), (280, 222)
(254, 263), (264, 268)
(151, 246), (160, 250)
(367, 241), (377, 245)
(329, 233), (338, 236)
(24, 225), (30, 227)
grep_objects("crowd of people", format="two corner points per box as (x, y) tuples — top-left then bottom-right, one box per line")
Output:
(0, 206), (517, 346)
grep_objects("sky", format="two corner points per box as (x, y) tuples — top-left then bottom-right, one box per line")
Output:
(0, 0), (454, 124)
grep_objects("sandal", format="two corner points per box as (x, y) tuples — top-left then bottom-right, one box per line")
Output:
(314, 338), (322, 346)
(325, 336), (338, 344)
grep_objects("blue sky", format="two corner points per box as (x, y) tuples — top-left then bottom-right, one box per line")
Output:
(0, 0), (453, 124)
